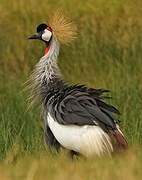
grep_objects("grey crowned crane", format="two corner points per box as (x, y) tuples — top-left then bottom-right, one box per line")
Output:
(27, 12), (128, 157)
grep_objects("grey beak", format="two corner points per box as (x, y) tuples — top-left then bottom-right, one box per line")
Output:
(28, 34), (41, 40)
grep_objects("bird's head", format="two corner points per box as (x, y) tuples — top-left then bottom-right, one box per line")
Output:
(28, 23), (53, 43)
(28, 11), (77, 46)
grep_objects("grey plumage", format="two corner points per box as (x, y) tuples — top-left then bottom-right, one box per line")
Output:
(45, 83), (119, 130)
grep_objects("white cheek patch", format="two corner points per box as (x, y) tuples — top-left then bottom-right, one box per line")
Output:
(42, 29), (52, 42)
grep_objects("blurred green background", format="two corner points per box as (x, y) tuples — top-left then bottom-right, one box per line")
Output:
(0, 0), (142, 179)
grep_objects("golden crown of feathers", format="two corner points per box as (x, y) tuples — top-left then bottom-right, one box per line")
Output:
(48, 11), (77, 44)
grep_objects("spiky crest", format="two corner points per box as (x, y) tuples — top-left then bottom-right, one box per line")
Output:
(48, 10), (77, 44)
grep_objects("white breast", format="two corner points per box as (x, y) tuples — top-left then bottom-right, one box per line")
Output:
(47, 113), (113, 157)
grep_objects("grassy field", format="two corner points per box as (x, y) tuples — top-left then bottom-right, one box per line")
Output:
(0, 0), (142, 179)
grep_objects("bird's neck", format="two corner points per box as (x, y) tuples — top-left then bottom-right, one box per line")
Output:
(44, 37), (61, 80)
(28, 37), (64, 107)
(31, 36), (62, 95)
(37, 37), (61, 84)
(44, 38), (53, 55)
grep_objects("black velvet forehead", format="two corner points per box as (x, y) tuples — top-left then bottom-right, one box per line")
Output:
(37, 23), (48, 33)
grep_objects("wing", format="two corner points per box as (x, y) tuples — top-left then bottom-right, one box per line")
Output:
(44, 125), (61, 152)
(47, 85), (120, 131)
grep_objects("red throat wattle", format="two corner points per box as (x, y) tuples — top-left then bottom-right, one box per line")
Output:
(44, 46), (50, 55)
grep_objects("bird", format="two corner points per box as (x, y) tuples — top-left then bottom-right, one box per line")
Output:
(27, 12), (128, 157)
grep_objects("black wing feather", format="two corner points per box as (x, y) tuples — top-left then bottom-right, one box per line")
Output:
(46, 85), (119, 130)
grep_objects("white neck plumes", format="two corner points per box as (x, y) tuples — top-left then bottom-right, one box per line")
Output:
(33, 36), (61, 85)
(40, 37), (61, 82)
(27, 36), (61, 106)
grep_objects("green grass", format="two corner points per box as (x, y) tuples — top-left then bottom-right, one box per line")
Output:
(0, 0), (142, 179)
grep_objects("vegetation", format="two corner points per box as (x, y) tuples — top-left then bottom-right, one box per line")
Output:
(0, 0), (142, 179)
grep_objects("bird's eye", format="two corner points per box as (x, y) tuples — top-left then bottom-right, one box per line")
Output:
(47, 26), (52, 32)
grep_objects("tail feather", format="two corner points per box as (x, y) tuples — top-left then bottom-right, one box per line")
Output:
(113, 130), (128, 149)
(109, 129), (128, 151)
